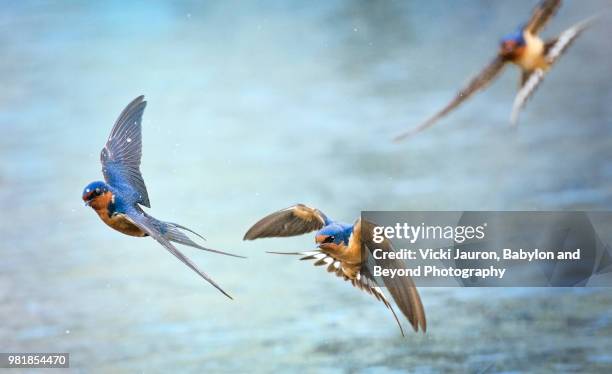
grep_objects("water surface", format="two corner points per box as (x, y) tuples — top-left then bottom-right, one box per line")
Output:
(1, 1), (611, 372)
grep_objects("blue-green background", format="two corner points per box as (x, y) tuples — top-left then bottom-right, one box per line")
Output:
(1, 1), (611, 372)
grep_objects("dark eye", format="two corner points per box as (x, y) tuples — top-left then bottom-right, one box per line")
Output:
(323, 236), (335, 243)
(95, 187), (101, 194)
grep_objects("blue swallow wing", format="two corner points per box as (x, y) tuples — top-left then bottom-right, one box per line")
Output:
(126, 209), (234, 299)
(394, 56), (507, 141)
(100, 95), (151, 207)
(243, 204), (330, 240)
(525, 0), (561, 34)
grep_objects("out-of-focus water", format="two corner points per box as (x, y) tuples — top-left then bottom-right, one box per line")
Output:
(1, 1), (611, 372)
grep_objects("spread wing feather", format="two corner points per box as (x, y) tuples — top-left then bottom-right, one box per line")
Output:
(394, 56), (506, 141)
(264, 218), (427, 335)
(510, 69), (546, 125)
(243, 204), (329, 240)
(278, 249), (406, 336)
(100, 95), (151, 207)
(359, 219), (427, 333)
(545, 16), (597, 63)
(525, 0), (562, 34)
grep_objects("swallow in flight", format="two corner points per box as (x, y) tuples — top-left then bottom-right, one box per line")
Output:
(394, 0), (597, 141)
(244, 204), (426, 336)
(82, 95), (243, 299)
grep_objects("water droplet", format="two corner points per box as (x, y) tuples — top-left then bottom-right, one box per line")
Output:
(65, 330), (70, 334)
(127, 137), (132, 143)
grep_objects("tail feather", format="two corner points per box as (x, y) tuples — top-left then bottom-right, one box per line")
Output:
(265, 251), (307, 255)
(165, 221), (207, 241)
(161, 221), (245, 258)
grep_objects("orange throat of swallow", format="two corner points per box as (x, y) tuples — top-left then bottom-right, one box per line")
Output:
(316, 234), (339, 252)
(318, 242), (340, 253)
(85, 191), (147, 237)
(315, 234), (362, 266)
(499, 41), (525, 61)
(86, 191), (114, 212)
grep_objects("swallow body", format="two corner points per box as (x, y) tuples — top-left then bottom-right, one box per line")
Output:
(394, 0), (598, 140)
(83, 181), (146, 237)
(244, 204), (426, 336)
(515, 32), (547, 71)
(83, 96), (243, 298)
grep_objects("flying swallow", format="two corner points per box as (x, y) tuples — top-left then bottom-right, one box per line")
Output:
(82, 95), (243, 299)
(243, 204), (426, 336)
(394, 0), (597, 141)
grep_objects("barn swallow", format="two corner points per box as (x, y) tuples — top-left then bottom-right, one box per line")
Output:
(394, 0), (597, 141)
(82, 95), (243, 299)
(243, 204), (426, 336)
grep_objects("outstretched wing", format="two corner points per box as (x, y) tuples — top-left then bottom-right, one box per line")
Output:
(292, 249), (407, 336)
(359, 219), (427, 333)
(262, 218), (425, 335)
(511, 16), (595, 125)
(525, 0), (562, 34)
(510, 69), (546, 125)
(127, 209), (233, 299)
(243, 204), (330, 240)
(545, 16), (597, 64)
(394, 56), (506, 141)
(100, 95), (151, 207)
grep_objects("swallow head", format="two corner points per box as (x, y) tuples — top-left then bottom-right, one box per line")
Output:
(499, 28), (526, 59)
(82, 181), (110, 207)
(315, 224), (350, 251)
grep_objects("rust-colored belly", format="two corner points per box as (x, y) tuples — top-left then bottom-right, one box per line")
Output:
(340, 261), (362, 280)
(516, 33), (548, 71)
(98, 211), (147, 237)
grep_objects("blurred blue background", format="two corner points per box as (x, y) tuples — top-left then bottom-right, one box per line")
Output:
(1, 0), (611, 372)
